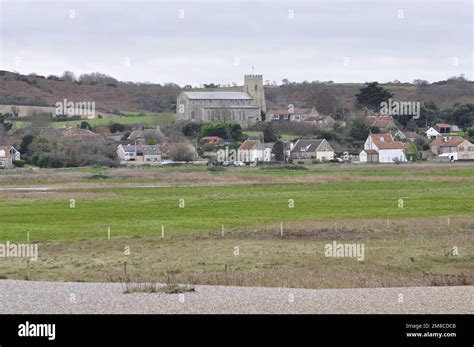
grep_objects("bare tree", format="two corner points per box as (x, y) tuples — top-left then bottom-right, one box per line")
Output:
(170, 143), (196, 162)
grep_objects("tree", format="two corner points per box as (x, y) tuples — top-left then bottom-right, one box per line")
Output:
(349, 117), (369, 141)
(182, 122), (202, 137)
(272, 141), (285, 161)
(355, 82), (393, 110)
(466, 126), (474, 138)
(20, 134), (34, 155)
(61, 71), (76, 83)
(450, 104), (474, 128)
(170, 143), (196, 162)
(263, 123), (278, 142)
(200, 122), (243, 141)
(413, 79), (429, 86)
(109, 122), (125, 133)
(80, 121), (92, 130)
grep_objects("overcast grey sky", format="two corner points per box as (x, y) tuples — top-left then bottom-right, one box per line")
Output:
(0, 0), (472, 86)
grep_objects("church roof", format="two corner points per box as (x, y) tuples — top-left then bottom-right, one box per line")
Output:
(183, 91), (252, 100)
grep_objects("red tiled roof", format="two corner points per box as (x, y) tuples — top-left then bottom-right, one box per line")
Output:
(430, 136), (465, 147)
(239, 139), (260, 150)
(368, 116), (394, 129)
(369, 134), (405, 149)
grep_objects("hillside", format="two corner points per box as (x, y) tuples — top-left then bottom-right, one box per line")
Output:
(0, 70), (180, 113)
(0, 70), (472, 115)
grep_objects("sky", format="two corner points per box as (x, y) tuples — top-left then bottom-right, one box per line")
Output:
(0, 0), (472, 86)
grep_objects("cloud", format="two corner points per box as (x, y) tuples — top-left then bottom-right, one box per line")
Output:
(0, 0), (471, 85)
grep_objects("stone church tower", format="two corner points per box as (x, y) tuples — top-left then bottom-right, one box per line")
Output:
(243, 74), (266, 113)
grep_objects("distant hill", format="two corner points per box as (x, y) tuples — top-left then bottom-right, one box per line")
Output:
(0, 70), (181, 113)
(265, 80), (474, 114)
(0, 70), (472, 115)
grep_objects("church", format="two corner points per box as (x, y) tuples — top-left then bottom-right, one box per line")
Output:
(176, 75), (266, 125)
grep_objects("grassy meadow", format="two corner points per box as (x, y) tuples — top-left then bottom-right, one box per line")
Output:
(11, 112), (176, 129)
(0, 163), (472, 288)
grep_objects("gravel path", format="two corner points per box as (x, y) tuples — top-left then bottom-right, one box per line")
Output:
(0, 280), (472, 314)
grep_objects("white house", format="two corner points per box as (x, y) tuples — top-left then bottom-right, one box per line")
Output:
(359, 134), (407, 163)
(0, 146), (20, 169)
(238, 139), (274, 162)
(424, 127), (440, 139)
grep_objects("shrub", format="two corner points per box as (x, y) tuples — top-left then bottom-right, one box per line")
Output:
(208, 166), (225, 172)
(13, 160), (26, 167)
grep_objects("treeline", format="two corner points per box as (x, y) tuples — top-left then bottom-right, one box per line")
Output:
(18, 130), (119, 168)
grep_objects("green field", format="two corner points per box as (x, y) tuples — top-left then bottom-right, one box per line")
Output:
(0, 164), (472, 287)
(1, 166), (473, 242)
(243, 131), (297, 141)
(12, 113), (176, 129)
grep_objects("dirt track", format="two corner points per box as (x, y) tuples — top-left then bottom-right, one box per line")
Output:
(0, 280), (472, 314)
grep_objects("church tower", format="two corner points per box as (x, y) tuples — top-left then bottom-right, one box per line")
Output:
(243, 74), (266, 113)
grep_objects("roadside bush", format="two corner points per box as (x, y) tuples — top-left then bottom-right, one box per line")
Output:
(13, 160), (26, 167)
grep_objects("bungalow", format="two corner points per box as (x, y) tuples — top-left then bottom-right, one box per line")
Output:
(359, 133), (407, 163)
(0, 146), (20, 169)
(290, 139), (335, 161)
(429, 136), (474, 161)
(267, 108), (319, 122)
(238, 139), (274, 162)
(117, 143), (163, 162)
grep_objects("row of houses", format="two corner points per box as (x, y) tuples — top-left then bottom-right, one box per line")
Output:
(359, 132), (474, 163)
(236, 138), (335, 162)
(117, 141), (175, 163)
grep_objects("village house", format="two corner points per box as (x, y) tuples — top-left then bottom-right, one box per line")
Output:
(422, 126), (440, 139)
(289, 139), (335, 161)
(238, 139), (274, 162)
(117, 142), (173, 163)
(394, 130), (422, 142)
(367, 115), (399, 133)
(435, 123), (460, 134)
(359, 133), (407, 163)
(266, 108), (336, 129)
(429, 136), (474, 161)
(0, 146), (20, 169)
(267, 108), (319, 122)
(127, 126), (164, 143)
